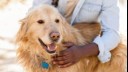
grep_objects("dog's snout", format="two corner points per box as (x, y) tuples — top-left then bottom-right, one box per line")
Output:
(50, 32), (60, 42)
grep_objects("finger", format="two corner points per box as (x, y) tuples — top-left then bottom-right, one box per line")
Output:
(52, 56), (65, 61)
(52, 55), (70, 62)
(51, 54), (58, 59)
(59, 62), (73, 68)
(52, 54), (68, 61)
(57, 50), (69, 56)
(55, 56), (67, 61)
(54, 59), (70, 65)
(52, 54), (66, 59)
(63, 42), (74, 48)
(51, 53), (66, 58)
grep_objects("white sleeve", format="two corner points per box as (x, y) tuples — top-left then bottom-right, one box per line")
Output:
(32, 0), (52, 7)
(93, 0), (120, 63)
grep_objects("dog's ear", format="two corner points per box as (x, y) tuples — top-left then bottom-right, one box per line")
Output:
(59, 15), (87, 45)
(58, 15), (76, 41)
(16, 18), (28, 42)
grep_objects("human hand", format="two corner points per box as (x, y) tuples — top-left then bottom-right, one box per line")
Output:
(52, 42), (83, 68)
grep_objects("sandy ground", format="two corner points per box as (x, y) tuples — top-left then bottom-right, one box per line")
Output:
(0, 1), (32, 72)
(0, 0), (127, 72)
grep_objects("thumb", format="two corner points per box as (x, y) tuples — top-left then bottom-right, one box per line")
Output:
(63, 42), (74, 48)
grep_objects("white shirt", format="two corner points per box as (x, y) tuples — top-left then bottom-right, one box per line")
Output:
(32, 0), (120, 63)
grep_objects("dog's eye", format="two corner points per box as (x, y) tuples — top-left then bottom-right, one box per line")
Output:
(55, 19), (59, 23)
(37, 20), (44, 24)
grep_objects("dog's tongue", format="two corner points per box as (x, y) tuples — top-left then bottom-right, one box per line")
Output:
(47, 43), (56, 52)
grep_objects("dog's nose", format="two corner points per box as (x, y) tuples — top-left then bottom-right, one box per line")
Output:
(50, 32), (60, 42)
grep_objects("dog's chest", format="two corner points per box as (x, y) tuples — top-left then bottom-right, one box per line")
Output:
(41, 61), (86, 72)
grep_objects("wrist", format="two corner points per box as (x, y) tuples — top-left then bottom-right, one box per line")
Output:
(91, 43), (99, 55)
(78, 43), (99, 58)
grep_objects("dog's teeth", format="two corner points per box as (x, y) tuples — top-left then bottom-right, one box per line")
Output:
(47, 47), (50, 50)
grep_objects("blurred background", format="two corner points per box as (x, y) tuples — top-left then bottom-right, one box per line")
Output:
(0, 0), (127, 72)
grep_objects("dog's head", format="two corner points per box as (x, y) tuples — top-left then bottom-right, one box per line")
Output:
(16, 5), (83, 54)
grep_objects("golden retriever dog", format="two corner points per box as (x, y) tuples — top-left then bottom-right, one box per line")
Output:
(16, 5), (127, 72)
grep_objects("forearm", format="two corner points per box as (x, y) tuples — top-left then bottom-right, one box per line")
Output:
(93, 0), (120, 63)
(78, 43), (99, 58)
(92, 30), (120, 63)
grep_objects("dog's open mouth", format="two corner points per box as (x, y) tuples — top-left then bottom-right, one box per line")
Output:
(38, 38), (56, 54)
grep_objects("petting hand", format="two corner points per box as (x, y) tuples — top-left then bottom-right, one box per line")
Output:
(52, 42), (83, 68)
(52, 42), (99, 68)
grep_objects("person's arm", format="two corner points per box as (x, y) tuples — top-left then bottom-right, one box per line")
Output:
(52, 0), (120, 67)
(52, 42), (99, 68)
(93, 0), (120, 63)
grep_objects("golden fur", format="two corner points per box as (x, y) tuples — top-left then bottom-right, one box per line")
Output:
(16, 5), (127, 72)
